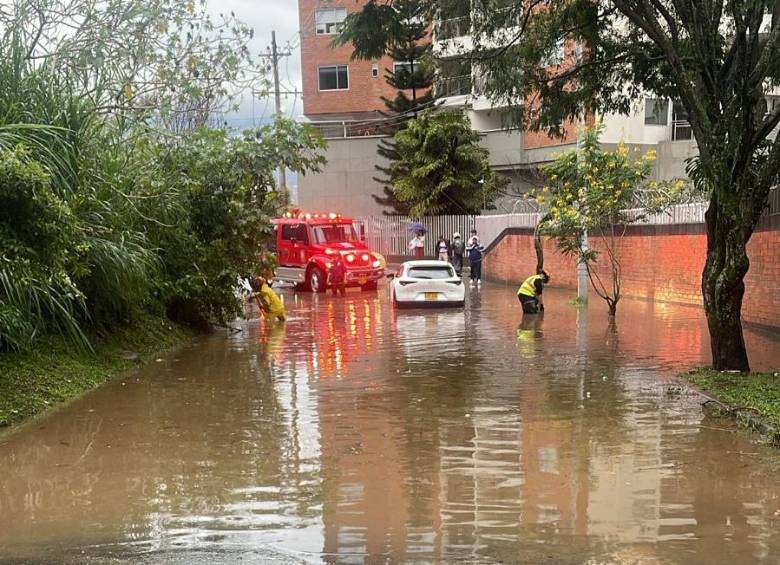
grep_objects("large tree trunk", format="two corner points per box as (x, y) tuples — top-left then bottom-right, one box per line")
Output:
(534, 213), (551, 273)
(702, 194), (751, 372)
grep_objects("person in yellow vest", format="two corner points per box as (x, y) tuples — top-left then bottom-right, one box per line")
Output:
(253, 276), (286, 322)
(517, 271), (550, 314)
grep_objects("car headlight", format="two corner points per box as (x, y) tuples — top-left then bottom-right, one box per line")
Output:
(371, 252), (386, 268)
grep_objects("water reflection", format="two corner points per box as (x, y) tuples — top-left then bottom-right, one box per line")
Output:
(0, 285), (778, 564)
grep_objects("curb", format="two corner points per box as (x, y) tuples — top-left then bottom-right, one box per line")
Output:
(677, 376), (780, 446)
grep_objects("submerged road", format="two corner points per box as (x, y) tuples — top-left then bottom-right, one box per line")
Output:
(1, 283), (779, 564)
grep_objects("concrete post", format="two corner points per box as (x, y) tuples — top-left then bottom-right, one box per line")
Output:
(576, 124), (588, 302)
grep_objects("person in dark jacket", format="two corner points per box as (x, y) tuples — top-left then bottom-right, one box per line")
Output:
(329, 257), (347, 296)
(451, 232), (465, 276)
(467, 236), (484, 286)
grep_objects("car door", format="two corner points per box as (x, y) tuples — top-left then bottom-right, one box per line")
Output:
(278, 223), (298, 266)
(289, 224), (310, 266)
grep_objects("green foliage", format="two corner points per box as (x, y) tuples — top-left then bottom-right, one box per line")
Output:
(391, 110), (508, 216)
(462, 0), (779, 368)
(0, 145), (74, 266)
(0, 145), (87, 351)
(537, 125), (685, 313)
(0, 0), (260, 131)
(0, 14), (327, 351)
(144, 123), (325, 329)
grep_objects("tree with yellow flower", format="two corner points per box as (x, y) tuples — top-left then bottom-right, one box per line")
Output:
(536, 125), (687, 316)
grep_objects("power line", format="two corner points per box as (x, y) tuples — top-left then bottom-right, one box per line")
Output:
(331, 97), (444, 130)
(259, 31), (293, 191)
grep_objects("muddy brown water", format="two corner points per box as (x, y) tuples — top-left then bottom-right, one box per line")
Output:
(1, 284), (779, 565)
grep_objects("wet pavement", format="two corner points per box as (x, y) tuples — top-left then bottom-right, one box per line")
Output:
(1, 283), (779, 565)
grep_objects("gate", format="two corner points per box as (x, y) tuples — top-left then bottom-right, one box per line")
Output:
(355, 215), (477, 257)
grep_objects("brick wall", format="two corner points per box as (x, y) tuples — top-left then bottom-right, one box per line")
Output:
(300, 0), (424, 117)
(483, 221), (780, 328)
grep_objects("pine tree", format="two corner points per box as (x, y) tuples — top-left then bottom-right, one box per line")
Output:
(335, 0), (436, 215)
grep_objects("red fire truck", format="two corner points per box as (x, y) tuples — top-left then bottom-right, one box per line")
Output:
(271, 211), (385, 292)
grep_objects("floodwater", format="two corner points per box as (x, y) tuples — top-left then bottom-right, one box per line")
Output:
(1, 284), (779, 565)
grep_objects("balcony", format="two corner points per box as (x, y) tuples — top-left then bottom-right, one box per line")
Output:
(435, 16), (471, 40)
(309, 120), (389, 139)
(435, 74), (472, 98)
(672, 120), (692, 141)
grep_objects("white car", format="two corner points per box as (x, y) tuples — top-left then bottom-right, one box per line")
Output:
(390, 260), (465, 308)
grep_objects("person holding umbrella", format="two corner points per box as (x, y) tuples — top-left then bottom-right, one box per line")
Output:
(407, 223), (426, 258)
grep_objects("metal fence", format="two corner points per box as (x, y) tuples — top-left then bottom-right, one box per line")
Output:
(309, 121), (390, 140)
(622, 201), (708, 225)
(355, 215), (477, 257)
(356, 188), (777, 257)
(474, 203), (711, 249)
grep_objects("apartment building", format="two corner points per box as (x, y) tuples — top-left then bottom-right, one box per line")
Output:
(297, 1), (779, 216)
(299, 0), (402, 134)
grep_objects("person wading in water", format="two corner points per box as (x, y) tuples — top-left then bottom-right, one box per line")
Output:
(517, 271), (550, 314)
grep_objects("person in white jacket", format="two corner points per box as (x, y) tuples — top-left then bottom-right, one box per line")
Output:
(408, 233), (425, 258)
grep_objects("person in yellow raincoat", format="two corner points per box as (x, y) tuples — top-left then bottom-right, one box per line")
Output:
(253, 277), (286, 322)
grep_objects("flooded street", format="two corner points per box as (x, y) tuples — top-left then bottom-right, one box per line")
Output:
(1, 283), (779, 564)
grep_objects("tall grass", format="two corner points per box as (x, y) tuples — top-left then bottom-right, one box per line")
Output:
(0, 42), (155, 351)
(0, 266), (89, 351)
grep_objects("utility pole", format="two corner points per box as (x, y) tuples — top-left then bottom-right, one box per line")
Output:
(260, 31), (293, 193)
(271, 31), (286, 193)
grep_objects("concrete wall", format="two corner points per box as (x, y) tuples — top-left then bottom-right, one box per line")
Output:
(483, 218), (780, 329)
(297, 136), (390, 217)
(599, 102), (672, 146)
(656, 140), (698, 181)
(299, 133), (695, 218)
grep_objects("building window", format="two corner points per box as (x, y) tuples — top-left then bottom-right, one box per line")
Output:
(318, 65), (349, 90)
(644, 98), (669, 125)
(393, 61), (415, 76)
(371, 63), (379, 78)
(315, 8), (347, 35)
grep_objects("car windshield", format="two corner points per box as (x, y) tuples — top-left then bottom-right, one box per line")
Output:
(311, 224), (358, 244)
(407, 266), (455, 280)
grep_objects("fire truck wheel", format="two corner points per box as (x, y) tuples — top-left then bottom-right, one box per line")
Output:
(361, 281), (378, 291)
(307, 266), (327, 293)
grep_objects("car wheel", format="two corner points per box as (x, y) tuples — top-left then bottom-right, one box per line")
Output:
(307, 266), (326, 293)
(361, 281), (378, 291)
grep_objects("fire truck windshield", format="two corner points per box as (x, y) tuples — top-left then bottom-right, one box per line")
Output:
(311, 224), (358, 244)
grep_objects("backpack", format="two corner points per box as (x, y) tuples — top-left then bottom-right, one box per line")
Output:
(452, 239), (464, 256)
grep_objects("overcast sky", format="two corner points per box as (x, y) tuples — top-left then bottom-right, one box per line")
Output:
(210, 0), (304, 127)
